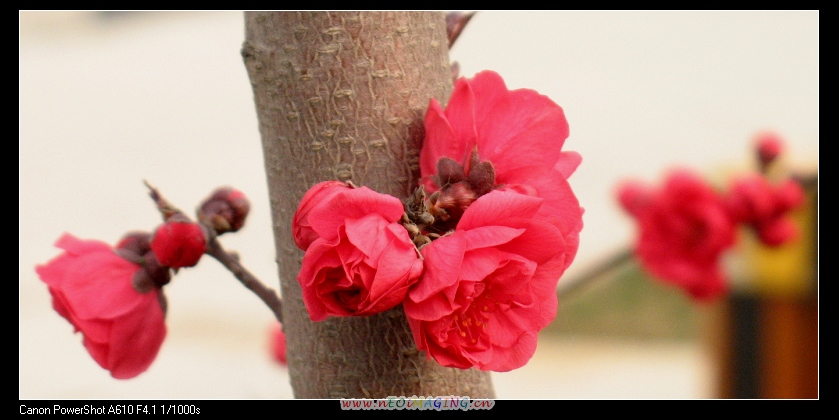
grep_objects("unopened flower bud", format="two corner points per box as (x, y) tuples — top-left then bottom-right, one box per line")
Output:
(466, 160), (496, 196)
(151, 215), (207, 268)
(436, 157), (466, 187)
(754, 132), (784, 169)
(198, 187), (251, 235)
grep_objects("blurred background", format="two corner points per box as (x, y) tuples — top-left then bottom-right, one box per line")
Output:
(19, 11), (818, 399)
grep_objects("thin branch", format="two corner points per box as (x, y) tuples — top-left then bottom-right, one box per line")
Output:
(446, 11), (476, 49)
(144, 180), (283, 323)
(557, 248), (636, 300)
(205, 236), (283, 323)
(144, 179), (181, 220)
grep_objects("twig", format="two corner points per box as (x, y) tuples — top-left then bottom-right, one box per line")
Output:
(557, 248), (636, 300)
(446, 11), (476, 49)
(144, 180), (283, 323)
(205, 236), (283, 323)
(144, 179), (181, 220)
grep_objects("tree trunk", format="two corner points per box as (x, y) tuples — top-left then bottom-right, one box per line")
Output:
(243, 11), (495, 399)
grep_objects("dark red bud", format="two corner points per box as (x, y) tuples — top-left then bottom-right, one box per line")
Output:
(198, 187), (251, 234)
(467, 160), (496, 196)
(436, 157), (467, 187)
(754, 132), (784, 169)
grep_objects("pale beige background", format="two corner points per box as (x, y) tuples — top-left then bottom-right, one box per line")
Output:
(19, 11), (818, 399)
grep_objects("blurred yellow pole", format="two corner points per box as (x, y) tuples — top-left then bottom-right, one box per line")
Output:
(710, 173), (817, 399)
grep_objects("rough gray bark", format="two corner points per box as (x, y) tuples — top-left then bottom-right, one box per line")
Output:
(243, 11), (495, 399)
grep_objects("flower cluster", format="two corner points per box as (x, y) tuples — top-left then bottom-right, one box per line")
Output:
(724, 175), (804, 247)
(293, 71), (583, 372)
(617, 170), (737, 300)
(616, 135), (805, 302)
(36, 187), (250, 379)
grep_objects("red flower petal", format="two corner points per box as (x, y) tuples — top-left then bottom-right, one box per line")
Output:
(445, 77), (479, 155)
(105, 291), (166, 379)
(457, 190), (543, 229)
(475, 89), (567, 174)
(496, 169), (583, 269)
(555, 151), (582, 179)
(59, 252), (147, 319)
(292, 181), (348, 250)
(420, 100), (464, 192)
(308, 186), (404, 242)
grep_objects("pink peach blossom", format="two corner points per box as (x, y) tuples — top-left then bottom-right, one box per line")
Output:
(295, 185), (423, 321)
(617, 170), (737, 301)
(198, 187), (251, 234)
(36, 233), (167, 379)
(419, 70), (583, 269)
(404, 191), (568, 371)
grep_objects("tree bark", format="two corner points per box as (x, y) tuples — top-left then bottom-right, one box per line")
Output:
(243, 11), (495, 399)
